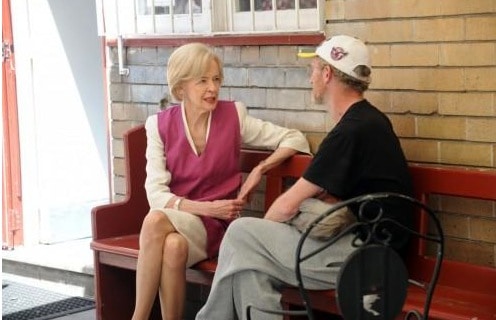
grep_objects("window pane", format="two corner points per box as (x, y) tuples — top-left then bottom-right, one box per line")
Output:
(256, 0), (295, 11)
(299, 0), (316, 9)
(174, 0), (202, 14)
(136, 0), (169, 14)
(136, 0), (202, 15)
(237, 0), (299, 12)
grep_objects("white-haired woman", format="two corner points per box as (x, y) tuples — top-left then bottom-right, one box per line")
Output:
(132, 42), (309, 320)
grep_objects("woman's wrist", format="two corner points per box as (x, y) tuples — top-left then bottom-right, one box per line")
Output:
(257, 160), (268, 174)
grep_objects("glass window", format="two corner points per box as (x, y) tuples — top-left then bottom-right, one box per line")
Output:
(99, 0), (322, 36)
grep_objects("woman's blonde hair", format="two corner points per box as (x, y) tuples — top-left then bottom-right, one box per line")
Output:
(167, 42), (223, 102)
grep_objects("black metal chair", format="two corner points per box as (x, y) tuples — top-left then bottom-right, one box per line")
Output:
(247, 192), (444, 320)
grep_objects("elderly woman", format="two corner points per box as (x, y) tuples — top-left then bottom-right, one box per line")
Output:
(131, 43), (310, 320)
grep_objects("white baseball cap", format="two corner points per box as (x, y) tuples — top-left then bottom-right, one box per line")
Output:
(298, 35), (371, 84)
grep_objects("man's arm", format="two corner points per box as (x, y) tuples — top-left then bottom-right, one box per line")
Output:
(237, 147), (298, 201)
(264, 177), (322, 222)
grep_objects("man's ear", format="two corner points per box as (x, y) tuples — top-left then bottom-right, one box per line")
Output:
(322, 65), (332, 83)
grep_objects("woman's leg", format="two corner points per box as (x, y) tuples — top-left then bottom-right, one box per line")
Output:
(132, 210), (175, 320)
(159, 232), (188, 320)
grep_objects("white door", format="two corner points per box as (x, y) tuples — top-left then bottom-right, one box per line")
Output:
(11, 0), (109, 244)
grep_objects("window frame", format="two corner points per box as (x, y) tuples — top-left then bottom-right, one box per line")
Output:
(97, 0), (325, 39)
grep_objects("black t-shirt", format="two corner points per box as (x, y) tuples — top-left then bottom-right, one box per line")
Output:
(303, 99), (413, 251)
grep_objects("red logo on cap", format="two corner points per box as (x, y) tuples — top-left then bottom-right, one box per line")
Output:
(330, 47), (348, 61)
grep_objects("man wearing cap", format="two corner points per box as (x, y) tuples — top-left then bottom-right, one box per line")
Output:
(196, 35), (413, 320)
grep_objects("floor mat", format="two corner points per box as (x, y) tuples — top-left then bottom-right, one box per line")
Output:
(2, 280), (95, 320)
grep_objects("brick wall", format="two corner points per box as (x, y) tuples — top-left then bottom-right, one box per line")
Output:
(106, 1), (496, 266)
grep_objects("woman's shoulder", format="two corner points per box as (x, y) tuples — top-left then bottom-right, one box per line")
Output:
(145, 114), (158, 130)
(231, 101), (247, 116)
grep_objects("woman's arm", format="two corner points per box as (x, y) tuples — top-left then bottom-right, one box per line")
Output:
(236, 101), (310, 154)
(144, 115), (176, 209)
(235, 101), (311, 201)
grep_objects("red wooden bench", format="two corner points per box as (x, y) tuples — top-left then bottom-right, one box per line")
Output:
(91, 125), (496, 319)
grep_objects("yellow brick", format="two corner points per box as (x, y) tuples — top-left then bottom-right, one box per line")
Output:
(372, 69), (465, 91)
(306, 132), (326, 154)
(391, 0), (440, 17)
(112, 120), (139, 138)
(389, 115), (416, 138)
(417, 69), (465, 91)
(327, 0), (344, 20)
(391, 44), (439, 66)
(439, 212), (470, 238)
(471, 217), (496, 243)
(111, 142), (123, 162)
(440, 43), (496, 66)
(365, 91), (392, 112)
(467, 118), (496, 143)
(369, 44), (390, 67)
(443, 238), (494, 267)
(439, 93), (495, 116)
(391, 92), (438, 115)
(440, 195), (495, 218)
(440, 141), (493, 167)
(417, 117), (466, 139)
(414, 18), (464, 41)
(344, 0), (440, 19)
(114, 176), (127, 195)
(441, 0), (496, 15)
(370, 69), (414, 90)
(369, 20), (414, 42)
(466, 16), (496, 40)
(240, 46), (260, 64)
(113, 158), (125, 177)
(344, 0), (394, 19)
(284, 110), (327, 132)
(465, 67), (496, 91)
(324, 22), (369, 42)
(400, 139), (439, 163)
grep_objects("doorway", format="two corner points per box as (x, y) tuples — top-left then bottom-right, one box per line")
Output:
(8, 0), (109, 245)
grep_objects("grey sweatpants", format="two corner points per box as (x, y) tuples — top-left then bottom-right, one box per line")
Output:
(195, 217), (356, 320)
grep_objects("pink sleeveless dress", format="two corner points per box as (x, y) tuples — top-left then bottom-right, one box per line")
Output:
(157, 101), (241, 258)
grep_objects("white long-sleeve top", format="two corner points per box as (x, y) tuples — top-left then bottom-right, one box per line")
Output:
(145, 101), (310, 209)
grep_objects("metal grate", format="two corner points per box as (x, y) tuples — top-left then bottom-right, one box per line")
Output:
(2, 280), (95, 320)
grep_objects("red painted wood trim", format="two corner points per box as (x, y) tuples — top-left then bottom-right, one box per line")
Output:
(105, 33), (325, 47)
(2, 0), (24, 247)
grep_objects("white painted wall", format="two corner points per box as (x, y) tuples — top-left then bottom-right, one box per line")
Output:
(11, 0), (108, 244)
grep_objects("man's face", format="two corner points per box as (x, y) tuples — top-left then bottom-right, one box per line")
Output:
(309, 58), (328, 105)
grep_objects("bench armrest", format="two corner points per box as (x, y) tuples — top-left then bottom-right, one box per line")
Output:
(91, 197), (149, 240)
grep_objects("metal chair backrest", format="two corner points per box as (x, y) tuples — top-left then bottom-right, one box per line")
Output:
(246, 192), (444, 320)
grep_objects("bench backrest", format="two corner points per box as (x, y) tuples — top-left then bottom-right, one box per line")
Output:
(408, 164), (496, 295)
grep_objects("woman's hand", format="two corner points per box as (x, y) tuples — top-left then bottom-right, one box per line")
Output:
(237, 165), (264, 202)
(207, 199), (246, 220)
